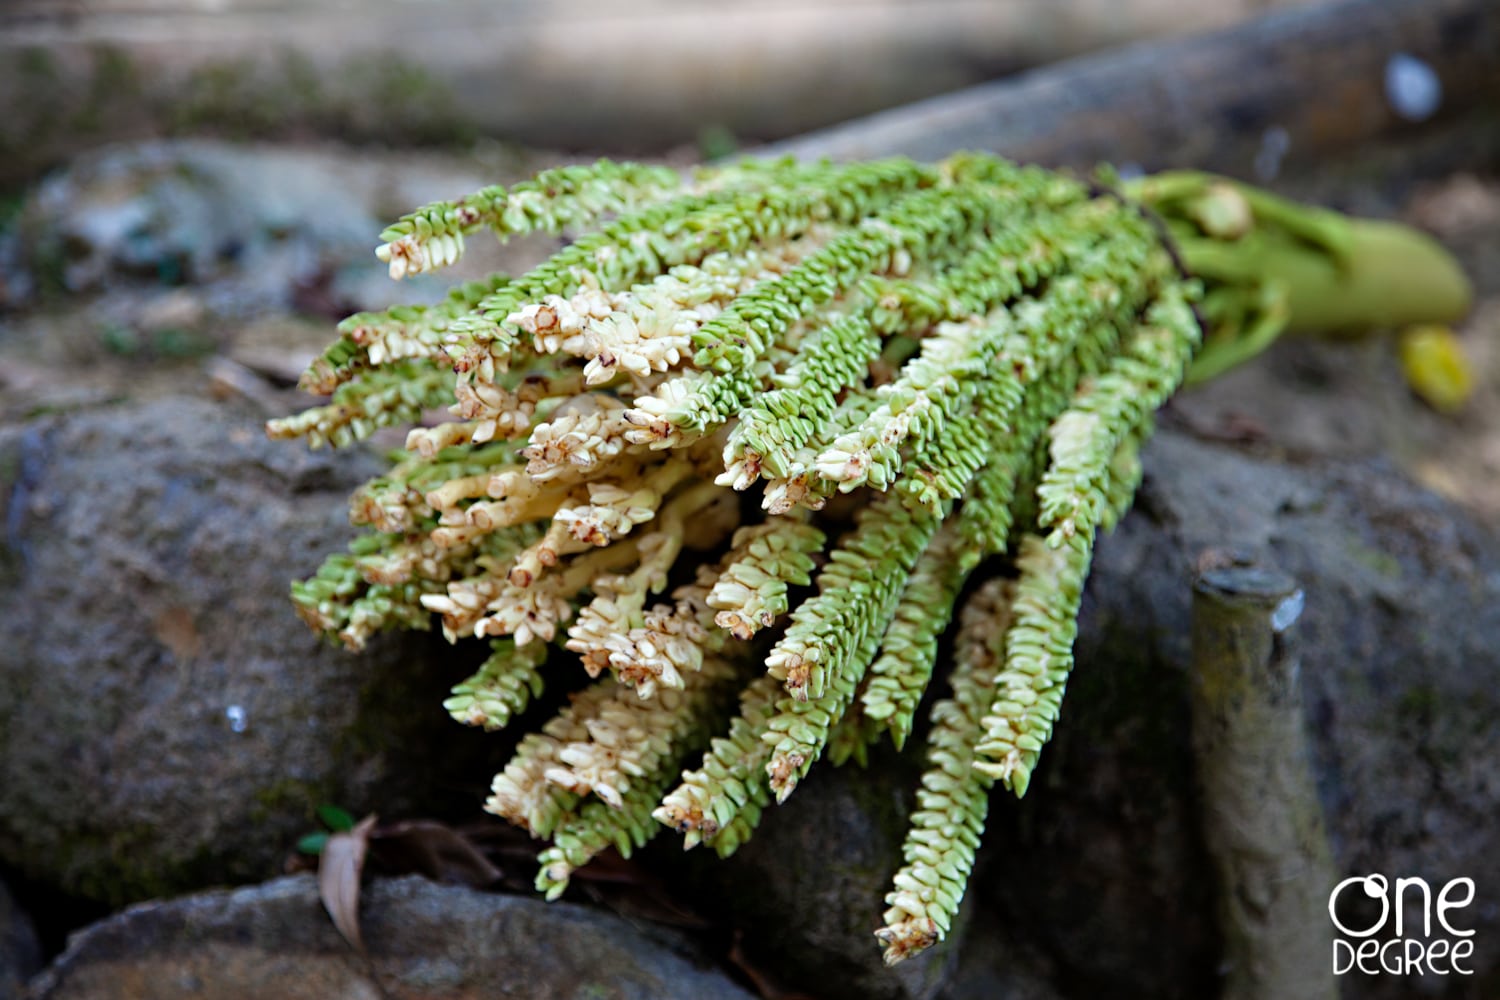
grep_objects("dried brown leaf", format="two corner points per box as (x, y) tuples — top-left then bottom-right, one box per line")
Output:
(729, 930), (821, 1000)
(370, 819), (503, 887)
(150, 606), (201, 662)
(319, 813), (377, 951)
(570, 849), (712, 930)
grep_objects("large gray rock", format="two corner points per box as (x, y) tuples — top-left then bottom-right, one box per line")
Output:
(8, 394), (1499, 998)
(0, 396), (495, 905)
(1, 876), (42, 999)
(936, 907), (1064, 1000)
(976, 428), (1500, 998)
(7, 140), (560, 319)
(16, 141), (377, 299)
(28, 874), (755, 1000)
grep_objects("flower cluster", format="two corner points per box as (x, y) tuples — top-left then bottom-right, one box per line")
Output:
(273, 154), (1306, 964)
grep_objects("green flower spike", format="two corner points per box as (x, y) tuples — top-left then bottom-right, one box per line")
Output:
(274, 152), (1469, 965)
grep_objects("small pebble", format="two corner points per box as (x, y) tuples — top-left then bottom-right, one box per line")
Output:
(1385, 53), (1442, 123)
(1271, 590), (1306, 634)
(1253, 126), (1290, 183)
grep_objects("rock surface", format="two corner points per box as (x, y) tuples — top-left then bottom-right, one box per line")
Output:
(28, 874), (755, 1000)
(18, 141), (373, 294)
(935, 907), (1065, 1000)
(6, 401), (1500, 998)
(4, 140), (564, 322)
(5, 391), (1499, 997)
(658, 741), (957, 1000)
(1, 877), (42, 999)
(0, 395), (497, 905)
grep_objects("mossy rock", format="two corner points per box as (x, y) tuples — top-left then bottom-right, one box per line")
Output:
(974, 429), (1500, 998)
(0, 396), (495, 905)
(29, 874), (755, 1000)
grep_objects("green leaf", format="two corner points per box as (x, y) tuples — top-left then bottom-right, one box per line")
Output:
(296, 832), (330, 855)
(317, 803), (356, 832)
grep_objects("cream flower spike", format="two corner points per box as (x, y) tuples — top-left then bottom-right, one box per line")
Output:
(279, 152), (1468, 965)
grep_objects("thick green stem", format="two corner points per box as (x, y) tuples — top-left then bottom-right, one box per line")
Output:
(1128, 172), (1473, 383)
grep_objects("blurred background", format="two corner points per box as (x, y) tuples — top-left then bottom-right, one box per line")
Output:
(3, 0), (1328, 182)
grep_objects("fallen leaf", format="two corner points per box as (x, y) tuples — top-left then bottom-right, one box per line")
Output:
(204, 356), (293, 414)
(151, 606), (201, 662)
(296, 831), (330, 856)
(317, 804), (357, 833)
(1399, 324), (1473, 415)
(319, 813), (377, 951)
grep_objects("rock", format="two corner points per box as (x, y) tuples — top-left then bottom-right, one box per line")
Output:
(975, 428), (1500, 998)
(7, 394), (1498, 996)
(28, 873), (754, 1000)
(0, 396), (496, 905)
(936, 906), (1064, 1000)
(1, 877), (42, 999)
(17, 141), (378, 299)
(11, 140), (565, 320)
(656, 741), (960, 1000)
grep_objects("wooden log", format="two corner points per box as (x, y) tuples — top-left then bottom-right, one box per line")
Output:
(1189, 560), (1336, 1000)
(0, 0), (1319, 186)
(763, 0), (1500, 178)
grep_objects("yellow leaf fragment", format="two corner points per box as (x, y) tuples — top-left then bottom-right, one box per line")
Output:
(1399, 324), (1473, 415)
